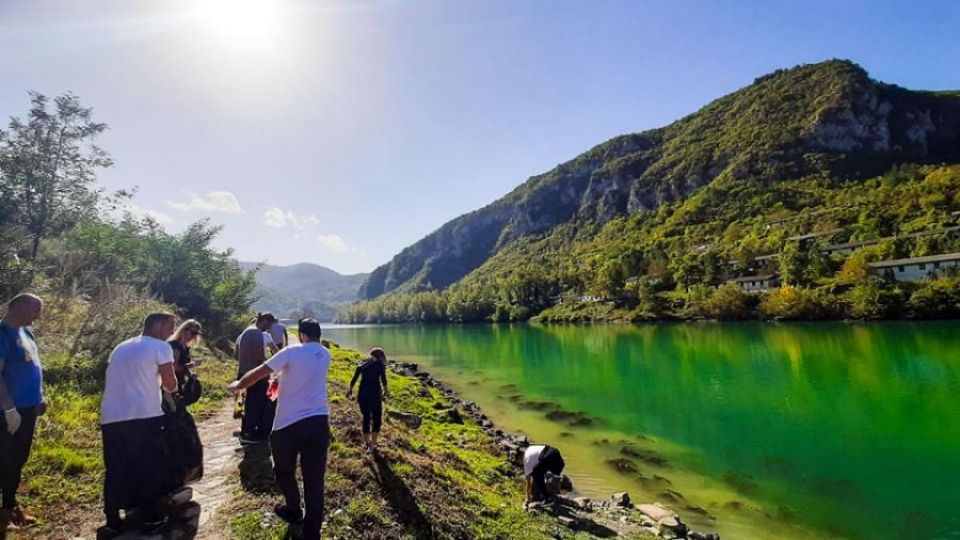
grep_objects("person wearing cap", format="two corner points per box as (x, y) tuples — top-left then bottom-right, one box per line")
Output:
(228, 318), (331, 540)
(0, 293), (45, 533)
(235, 312), (276, 443)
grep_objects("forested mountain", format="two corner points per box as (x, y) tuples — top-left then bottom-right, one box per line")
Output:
(241, 261), (367, 321)
(347, 60), (960, 322)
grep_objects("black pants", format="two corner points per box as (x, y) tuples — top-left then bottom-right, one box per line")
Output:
(242, 379), (270, 439)
(358, 398), (382, 434)
(102, 416), (167, 527)
(270, 415), (330, 540)
(532, 446), (565, 500)
(0, 407), (37, 509)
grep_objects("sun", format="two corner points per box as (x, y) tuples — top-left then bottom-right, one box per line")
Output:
(193, 0), (282, 45)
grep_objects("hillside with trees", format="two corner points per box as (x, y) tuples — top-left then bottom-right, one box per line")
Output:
(239, 261), (367, 321)
(344, 60), (960, 323)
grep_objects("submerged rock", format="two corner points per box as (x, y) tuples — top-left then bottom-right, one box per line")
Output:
(620, 444), (668, 467)
(722, 471), (758, 494)
(605, 458), (640, 475)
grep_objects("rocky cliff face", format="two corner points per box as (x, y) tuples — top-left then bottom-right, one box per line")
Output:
(360, 60), (960, 299)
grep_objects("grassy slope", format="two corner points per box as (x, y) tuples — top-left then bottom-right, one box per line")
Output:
(226, 343), (628, 540)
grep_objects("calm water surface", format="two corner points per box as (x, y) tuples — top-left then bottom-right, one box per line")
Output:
(324, 322), (960, 540)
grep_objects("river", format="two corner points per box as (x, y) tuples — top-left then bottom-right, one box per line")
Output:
(323, 322), (960, 540)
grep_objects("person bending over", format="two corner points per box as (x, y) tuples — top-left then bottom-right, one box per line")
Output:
(523, 444), (566, 503)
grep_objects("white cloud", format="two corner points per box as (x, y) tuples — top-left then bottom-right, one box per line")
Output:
(167, 191), (245, 214)
(123, 204), (175, 225)
(264, 207), (320, 229)
(316, 233), (349, 253)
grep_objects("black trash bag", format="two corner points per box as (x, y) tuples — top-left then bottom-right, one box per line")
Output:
(161, 394), (204, 486)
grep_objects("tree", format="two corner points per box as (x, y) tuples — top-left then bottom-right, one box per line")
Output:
(0, 92), (112, 258)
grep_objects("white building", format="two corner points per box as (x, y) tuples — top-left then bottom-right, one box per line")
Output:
(728, 274), (779, 292)
(868, 253), (960, 282)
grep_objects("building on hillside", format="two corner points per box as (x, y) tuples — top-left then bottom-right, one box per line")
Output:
(728, 274), (780, 292)
(787, 229), (845, 249)
(820, 239), (879, 256)
(868, 253), (960, 282)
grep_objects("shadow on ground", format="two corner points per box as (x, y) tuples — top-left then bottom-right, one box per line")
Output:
(370, 451), (434, 538)
(238, 441), (278, 494)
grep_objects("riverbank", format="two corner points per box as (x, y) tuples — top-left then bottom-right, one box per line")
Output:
(220, 341), (726, 539)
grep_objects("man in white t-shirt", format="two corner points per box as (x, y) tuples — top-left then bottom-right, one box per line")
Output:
(99, 312), (178, 535)
(269, 321), (288, 350)
(229, 317), (330, 540)
(523, 444), (566, 503)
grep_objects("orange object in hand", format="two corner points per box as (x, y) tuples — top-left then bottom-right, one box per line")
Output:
(267, 379), (279, 401)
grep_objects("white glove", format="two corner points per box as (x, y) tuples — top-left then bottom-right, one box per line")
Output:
(4, 408), (21, 435)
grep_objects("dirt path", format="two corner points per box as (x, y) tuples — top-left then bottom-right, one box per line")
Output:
(61, 403), (241, 540)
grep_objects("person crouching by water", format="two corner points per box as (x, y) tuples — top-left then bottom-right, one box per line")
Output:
(347, 347), (389, 451)
(99, 312), (179, 536)
(228, 318), (331, 540)
(523, 444), (566, 503)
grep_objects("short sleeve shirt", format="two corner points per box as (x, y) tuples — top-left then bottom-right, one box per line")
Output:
(523, 445), (547, 476)
(237, 326), (265, 374)
(0, 322), (43, 408)
(265, 342), (331, 431)
(100, 335), (174, 425)
(269, 322), (287, 347)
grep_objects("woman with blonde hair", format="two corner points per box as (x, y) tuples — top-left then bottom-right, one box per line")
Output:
(168, 319), (203, 403)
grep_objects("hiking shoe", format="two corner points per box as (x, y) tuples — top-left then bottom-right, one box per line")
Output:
(0, 508), (20, 532)
(274, 504), (303, 524)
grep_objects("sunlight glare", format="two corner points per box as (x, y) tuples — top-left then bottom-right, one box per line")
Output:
(194, 0), (282, 45)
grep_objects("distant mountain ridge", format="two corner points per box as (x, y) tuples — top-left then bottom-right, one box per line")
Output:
(240, 261), (368, 321)
(359, 60), (960, 299)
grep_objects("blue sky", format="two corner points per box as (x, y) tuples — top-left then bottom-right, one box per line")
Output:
(2, 0), (958, 274)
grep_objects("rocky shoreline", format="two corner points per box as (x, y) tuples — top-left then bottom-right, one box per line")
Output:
(391, 361), (721, 540)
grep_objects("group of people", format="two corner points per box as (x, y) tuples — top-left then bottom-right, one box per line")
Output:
(0, 293), (563, 539)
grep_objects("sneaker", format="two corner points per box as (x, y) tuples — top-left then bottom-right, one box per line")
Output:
(0, 508), (20, 532)
(273, 504), (303, 524)
(11, 505), (37, 527)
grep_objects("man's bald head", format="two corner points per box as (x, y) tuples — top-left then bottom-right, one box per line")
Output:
(4, 293), (43, 327)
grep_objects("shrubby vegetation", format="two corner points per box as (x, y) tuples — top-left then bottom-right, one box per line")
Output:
(341, 164), (960, 323)
(0, 91), (256, 533)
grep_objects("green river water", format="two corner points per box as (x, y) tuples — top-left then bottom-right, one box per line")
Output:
(323, 322), (960, 540)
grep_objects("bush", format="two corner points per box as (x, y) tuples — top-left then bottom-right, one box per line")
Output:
(702, 283), (757, 320)
(909, 276), (960, 318)
(759, 285), (834, 320)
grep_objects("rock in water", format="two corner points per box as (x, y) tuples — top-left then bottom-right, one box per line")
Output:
(611, 491), (631, 507)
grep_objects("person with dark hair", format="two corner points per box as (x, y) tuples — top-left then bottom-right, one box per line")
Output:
(99, 312), (179, 535)
(228, 318), (331, 540)
(0, 293), (44, 533)
(347, 347), (389, 450)
(235, 312), (276, 443)
(523, 444), (566, 503)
